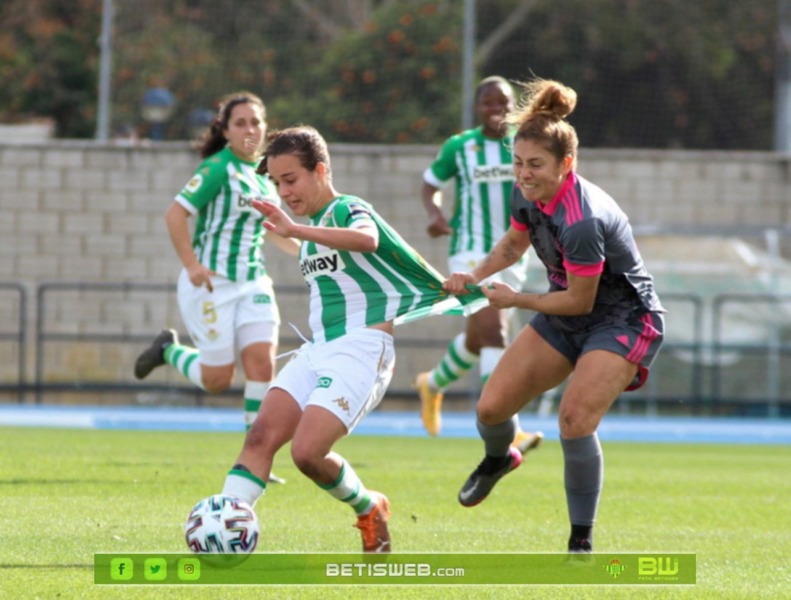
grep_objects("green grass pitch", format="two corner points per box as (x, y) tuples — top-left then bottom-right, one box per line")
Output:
(1, 426), (789, 599)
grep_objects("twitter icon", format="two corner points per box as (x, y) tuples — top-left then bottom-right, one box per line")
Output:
(144, 558), (167, 581)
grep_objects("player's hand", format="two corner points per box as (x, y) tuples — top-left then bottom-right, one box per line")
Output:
(443, 272), (478, 294)
(426, 213), (452, 238)
(243, 136), (262, 157)
(187, 263), (216, 292)
(252, 200), (295, 237)
(482, 281), (518, 309)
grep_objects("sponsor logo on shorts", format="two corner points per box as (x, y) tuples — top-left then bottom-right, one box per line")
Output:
(317, 377), (332, 388)
(253, 294), (272, 304)
(332, 397), (351, 415)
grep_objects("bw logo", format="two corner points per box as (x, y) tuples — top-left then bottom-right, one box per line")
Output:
(639, 557), (678, 576)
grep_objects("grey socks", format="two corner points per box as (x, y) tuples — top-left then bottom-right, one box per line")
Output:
(560, 433), (603, 527)
(477, 415), (518, 457)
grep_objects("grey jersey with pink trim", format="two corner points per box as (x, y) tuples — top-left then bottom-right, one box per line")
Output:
(510, 172), (664, 332)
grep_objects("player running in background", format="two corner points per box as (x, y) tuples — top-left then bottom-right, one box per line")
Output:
(444, 79), (666, 553)
(415, 75), (543, 454)
(219, 125), (483, 553)
(134, 92), (298, 483)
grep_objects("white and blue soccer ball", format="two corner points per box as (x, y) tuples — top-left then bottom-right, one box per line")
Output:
(185, 494), (259, 565)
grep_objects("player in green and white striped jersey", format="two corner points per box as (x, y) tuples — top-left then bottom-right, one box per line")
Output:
(416, 76), (542, 454)
(134, 93), (299, 484)
(177, 145), (275, 285)
(298, 194), (458, 344)
(220, 126), (480, 553)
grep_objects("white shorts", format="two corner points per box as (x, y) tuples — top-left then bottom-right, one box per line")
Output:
(449, 251), (528, 291)
(177, 269), (280, 366)
(272, 328), (395, 433)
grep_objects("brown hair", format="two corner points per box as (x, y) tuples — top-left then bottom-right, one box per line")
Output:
(508, 79), (579, 168)
(198, 91), (266, 159)
(256, 125), (330, 176)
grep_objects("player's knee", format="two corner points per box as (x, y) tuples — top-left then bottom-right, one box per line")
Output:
(476, 400), (506, 426)
(201, 375), (232, 394)
(557, 405), (593, 438)
(290, 444), (322, 478)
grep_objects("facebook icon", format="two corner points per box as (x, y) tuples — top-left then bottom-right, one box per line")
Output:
(110, 557), (133, 581)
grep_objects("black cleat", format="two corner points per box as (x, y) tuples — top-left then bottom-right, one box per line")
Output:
(134, 329), (177, 379)
(458, 447), (522, 507)
(568, 536), (593, 554)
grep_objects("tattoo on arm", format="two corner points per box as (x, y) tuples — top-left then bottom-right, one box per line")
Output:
(502, 240), (520, 263)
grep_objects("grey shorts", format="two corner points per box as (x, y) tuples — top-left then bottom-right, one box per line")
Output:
(530, 309), (665, 391)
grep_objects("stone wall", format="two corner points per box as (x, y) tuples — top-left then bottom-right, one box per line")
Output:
(2, 141), (790, 402)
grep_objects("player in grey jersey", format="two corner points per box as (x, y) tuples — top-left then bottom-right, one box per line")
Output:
(134, 92), (299, 483)
(445, 79), (665, 554)
(414, 76), (542, 456)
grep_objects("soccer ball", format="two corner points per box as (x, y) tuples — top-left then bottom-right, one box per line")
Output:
(184, 494), (259, 566)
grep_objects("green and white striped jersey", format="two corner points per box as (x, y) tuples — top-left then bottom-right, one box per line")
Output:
(175, 147), (280, 282)
(300, 195), (483, 343)
(424, 126), (514, 255)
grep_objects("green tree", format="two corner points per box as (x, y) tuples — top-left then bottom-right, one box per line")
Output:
(478, 0), (776, 149)
(0, 0), (779, 148)
(270, 1), (462, 143)
(0, 0), (100, 137)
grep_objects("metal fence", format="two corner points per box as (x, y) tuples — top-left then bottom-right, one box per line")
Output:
(1, 280), (789, 417)
(0, 283), (27, 404)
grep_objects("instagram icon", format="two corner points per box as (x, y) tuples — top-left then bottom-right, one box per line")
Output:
(177, 557), (201, 581)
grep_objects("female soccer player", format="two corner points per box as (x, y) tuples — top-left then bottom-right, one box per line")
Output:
(444, 79), (665, 553)
(220, 125), (475, 553)
(134, 92), (298, 483)
(415, 75), (542, 454)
